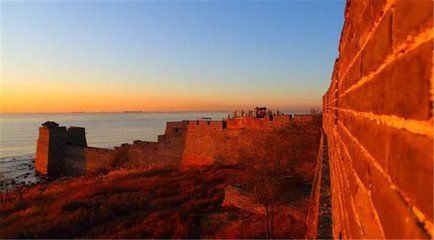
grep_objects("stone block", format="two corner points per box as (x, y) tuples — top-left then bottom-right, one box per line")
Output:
(387, 128), (433, 221)
(339, 55), (361, 93)
(371, 166), (428, 238)
(361, 10), (392, 76)
(358, 0), (387, 48)
(338, 110), (389, 169)
(393, 0), (433, 49)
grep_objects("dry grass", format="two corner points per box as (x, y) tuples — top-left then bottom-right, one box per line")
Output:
(0, 165), (308, 239)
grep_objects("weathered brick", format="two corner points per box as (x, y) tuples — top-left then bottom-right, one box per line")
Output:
(352, 180), (385, 239)
(338, 110), (390, 169)
(358, 0), (387, 48)
(346, 202), (364, 239)
(347, 0), (365, 27)
(323, 1), (433, 237)
(361, 10), (392, 76)
(340, 40), (432, 120)
(337, 109), (433, 223)
(371, 167), (428, 238)
(387, 129), (433, 222)
(338, 138), (361, 198)
(336, 121), (372, 189)
(339, 54), (361, 93)
(383, 40), (432, 120)
(330, 139), (365, 239)
(393, 0), (433, 49)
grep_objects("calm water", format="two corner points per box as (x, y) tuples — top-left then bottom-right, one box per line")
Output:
(0, 112), (228, 187)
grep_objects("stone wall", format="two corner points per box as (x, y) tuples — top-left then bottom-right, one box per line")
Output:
(36, 115), (320, 180)
(84, 147), (114, 173)
(181, 116), (320, 180)
(35, 124), (88, 176)
(35, 127), (50, 174)
(322, 0), (433, 238)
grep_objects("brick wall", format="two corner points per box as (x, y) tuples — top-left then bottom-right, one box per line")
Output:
(323, 0), (433, 238)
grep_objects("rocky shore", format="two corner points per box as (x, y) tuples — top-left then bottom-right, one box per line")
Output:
(0, 156), (41, 191)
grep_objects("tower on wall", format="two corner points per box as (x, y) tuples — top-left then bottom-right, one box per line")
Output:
(35, 121), (87, 176)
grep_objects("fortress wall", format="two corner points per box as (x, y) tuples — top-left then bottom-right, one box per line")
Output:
(322, 0), (433, 238)
(164, 122), (185, 136)
(47, 127), (69, 176)
(37, 116), (317, 176)
(62, 146), (86, 176)
(105, 134), (186, 169)
(182, 127), (226, 167)
(66, 127), (87, 147)
(84, 147), (115, 173)
(35, 127), (50, 174)
(182, 124), (321, 182)
(184, 120), (225, 131)
(269, 115), (292, 128)
(226, 117), (271, 129)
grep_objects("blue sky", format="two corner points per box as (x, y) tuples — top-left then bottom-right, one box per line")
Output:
(1, 0), (345, 112)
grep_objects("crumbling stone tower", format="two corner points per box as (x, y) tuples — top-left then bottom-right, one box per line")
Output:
(35, 121), (87, 176)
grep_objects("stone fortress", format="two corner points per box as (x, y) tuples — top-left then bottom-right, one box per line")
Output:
(34, 0), (434, 238)
(35, 110), (317, 176)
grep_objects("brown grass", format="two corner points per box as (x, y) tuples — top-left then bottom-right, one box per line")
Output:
(0, 165), (308, 239)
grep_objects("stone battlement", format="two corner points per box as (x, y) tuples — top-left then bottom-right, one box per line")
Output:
(35, 113), (319, 176)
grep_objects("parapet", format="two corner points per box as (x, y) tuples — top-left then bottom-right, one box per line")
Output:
(165, 121), (185, 136)
(84, 146), (113, 153)
(184, 120), (225, 131)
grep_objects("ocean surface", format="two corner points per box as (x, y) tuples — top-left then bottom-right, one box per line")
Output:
(0, 112), (229, 189)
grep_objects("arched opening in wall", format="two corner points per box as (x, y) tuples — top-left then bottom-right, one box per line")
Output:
(66, 141), (71, 145)
(174, 128), (179, 133)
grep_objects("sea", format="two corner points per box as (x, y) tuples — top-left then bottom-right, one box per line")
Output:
(0, 112), (229, 189)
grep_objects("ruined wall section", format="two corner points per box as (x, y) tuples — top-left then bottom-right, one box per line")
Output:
(62, 146), (86, 176)
(182, 120), (227, 167)
(35, 127), (50, 174)
(84, 122), (187, 173)
(38, 115), (318, 177)
(35, 124), (88, 176)
(182, 117), (321, 183)
(84, 147), (115, 173)
(323, 0), (433, 238)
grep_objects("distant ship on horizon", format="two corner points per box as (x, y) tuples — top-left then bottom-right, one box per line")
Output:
(124, 111), (143, 113)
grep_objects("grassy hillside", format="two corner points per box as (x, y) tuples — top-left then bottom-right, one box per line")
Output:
(0, 166), (307, 239)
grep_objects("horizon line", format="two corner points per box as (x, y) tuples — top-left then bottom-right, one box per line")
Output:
(0, 108), (322, 114)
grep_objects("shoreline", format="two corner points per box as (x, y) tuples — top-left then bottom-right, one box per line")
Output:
(0, 157), (41, 191)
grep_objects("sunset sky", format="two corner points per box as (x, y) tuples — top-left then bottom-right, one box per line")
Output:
(1, 1), (345, 113)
